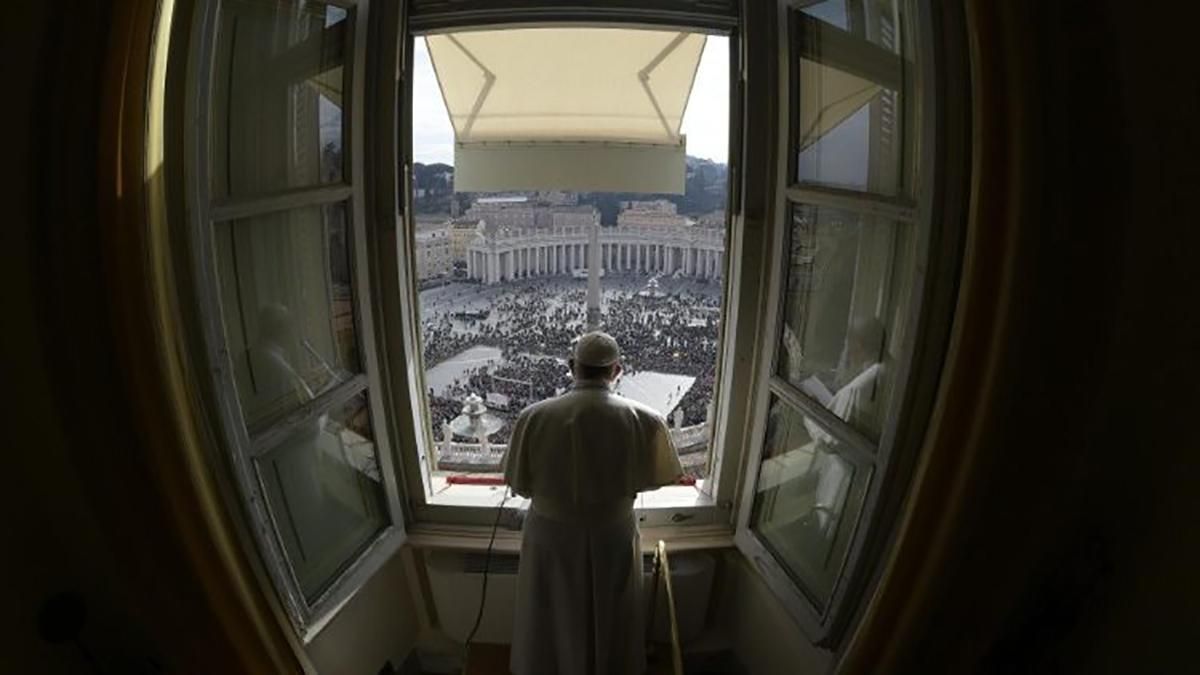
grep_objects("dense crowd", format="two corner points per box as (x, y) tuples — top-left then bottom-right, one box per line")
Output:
(421, 276), (721, 445)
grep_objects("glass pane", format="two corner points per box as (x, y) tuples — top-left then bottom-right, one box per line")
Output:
(214, 203), (360, 431)
(212, 0), (348, 197)
(794, 59), (907, 196)
(776, 203), (913, 440)
(750, 396), (871, 610)
(799, 0), (903, 52)
(792, 1), (913, 196)
(257, 393), (388, 601)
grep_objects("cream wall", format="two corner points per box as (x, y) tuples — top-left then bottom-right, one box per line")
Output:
(714, 551), (833, 675)
(306, 551), (421, 675)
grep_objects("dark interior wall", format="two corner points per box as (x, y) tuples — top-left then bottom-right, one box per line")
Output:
(2, 1), (293, 672)
(887, 1), (1200, 672)
(0, 2), (160, 672)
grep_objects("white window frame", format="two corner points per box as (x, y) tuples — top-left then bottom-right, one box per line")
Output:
(387, 8), (756, 535)
(733, 0), (966, 645)
(181, 0), (408, 639)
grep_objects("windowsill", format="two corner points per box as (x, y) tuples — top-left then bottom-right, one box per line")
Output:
(405, 521), (735, 555)
(410, 476), (732, 553)
(425, 474), (714, 510)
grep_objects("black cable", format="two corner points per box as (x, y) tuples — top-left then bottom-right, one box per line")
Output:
(465, 490), (511, 650)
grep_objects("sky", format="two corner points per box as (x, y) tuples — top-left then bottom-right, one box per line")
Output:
(411, 34), (730, 166)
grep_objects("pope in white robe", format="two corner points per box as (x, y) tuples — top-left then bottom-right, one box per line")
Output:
(502, 332), (683, 675)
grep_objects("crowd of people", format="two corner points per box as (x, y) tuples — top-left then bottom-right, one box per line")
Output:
(420, 275), (722, 448)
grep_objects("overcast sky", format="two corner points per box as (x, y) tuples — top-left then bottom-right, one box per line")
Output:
(411, 35), (730, 166)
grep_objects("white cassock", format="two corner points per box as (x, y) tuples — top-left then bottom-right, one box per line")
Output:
(502, 379), (683, 675)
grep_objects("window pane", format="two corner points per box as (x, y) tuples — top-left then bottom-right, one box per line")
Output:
(776, 204), (913, 440)
(792, 2), (913, 196)
(214, 203), (360, 431)
(256, 393), (388, 601)
(794, 59), (906, 196)
(750, 396), (871, 610)
(799, 0), (903, 53)
(212, 0), (348, 198)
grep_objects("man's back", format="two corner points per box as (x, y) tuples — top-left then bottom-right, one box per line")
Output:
(503, 376), (682, 675)
(503, 380), (681, 510)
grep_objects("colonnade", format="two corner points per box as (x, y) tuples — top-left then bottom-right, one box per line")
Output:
(467, 237), (724, 284)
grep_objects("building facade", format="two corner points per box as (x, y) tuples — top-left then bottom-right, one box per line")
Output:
(616, 199), (690, 228)
(465, 221), (726, 284)
(415, 226), (453, 281)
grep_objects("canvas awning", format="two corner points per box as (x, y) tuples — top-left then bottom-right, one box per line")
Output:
(426, 27), (707, 194)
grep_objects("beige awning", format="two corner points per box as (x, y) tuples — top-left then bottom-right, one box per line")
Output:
(796, 58), (882, 151)
(426, 27), (707, 193)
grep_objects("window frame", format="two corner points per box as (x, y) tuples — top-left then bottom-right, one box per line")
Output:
(734, 0), (963, 645)
(181, 0), (408, 639)
(390, 13), (753, 531)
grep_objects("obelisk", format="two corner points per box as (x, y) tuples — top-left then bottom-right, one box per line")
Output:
(586, 223), (602, 329)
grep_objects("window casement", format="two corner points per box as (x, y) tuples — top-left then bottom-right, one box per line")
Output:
(734, 0), (961, 645)
(172, 0), (964, 647)
(390, 8), (749, 537)
(183, 0), (406, 636)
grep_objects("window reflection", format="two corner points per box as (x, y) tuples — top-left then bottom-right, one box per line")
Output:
(214, 203), (359, 430)
(777, 204), (912, 440)
(792, 0), (912, 196)
(212, 0), (347, 197)
(257, 394), (387, 601)
(799, 0), (903, 53)
(750, 396), (870, 609)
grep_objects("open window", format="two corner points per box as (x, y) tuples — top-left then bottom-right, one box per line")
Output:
(172, 0), (964, 648)
(397, 21), (742, 526)
(733, 0), (963, 644)
(181, 0), (406, 635)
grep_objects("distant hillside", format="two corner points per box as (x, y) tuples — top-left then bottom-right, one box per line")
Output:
(411, 156), (728, 220)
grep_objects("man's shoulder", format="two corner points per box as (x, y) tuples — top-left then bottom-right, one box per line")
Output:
(516, 396), (558, 421)
(516, 391), (580, 422)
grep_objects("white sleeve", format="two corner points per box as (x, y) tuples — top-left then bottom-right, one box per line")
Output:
(502, 410), (534, 497)
(637, 414), (683, 491)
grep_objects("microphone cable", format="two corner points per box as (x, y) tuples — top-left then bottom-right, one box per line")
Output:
(464, 489), (511, 651)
